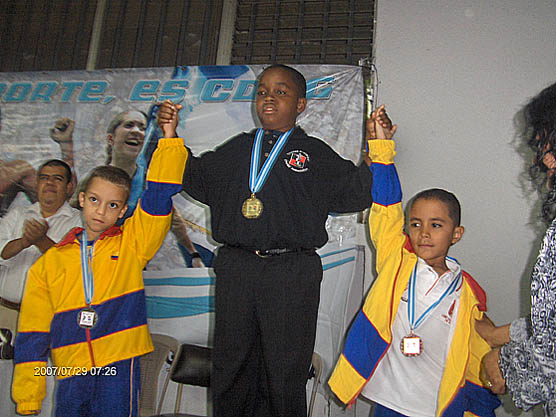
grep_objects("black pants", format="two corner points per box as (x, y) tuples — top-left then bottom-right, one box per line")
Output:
(212, 246), (323, 417)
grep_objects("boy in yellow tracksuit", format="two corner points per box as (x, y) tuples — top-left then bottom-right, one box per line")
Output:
(328, 107), (500, 416)
(12, 111), (187, 416)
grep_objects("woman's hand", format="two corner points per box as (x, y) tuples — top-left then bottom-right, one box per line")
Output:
(480, 348), (506, 394)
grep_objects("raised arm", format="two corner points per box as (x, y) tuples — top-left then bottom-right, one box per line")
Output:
(364, 105), (397, 165)
(367, 106), (405, 270)
(156, 100), (204, 266)
(50, 118), (77, 187)
(127, 102), (188, 263)
(49, 118), (75, 168)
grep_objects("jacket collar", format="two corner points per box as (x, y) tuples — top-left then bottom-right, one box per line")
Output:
(56, 225), (123, 247)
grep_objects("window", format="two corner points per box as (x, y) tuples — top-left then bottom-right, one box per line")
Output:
(231, 0), (375, 65)
(0, 0), (374, 72)
(0, 0), (222, 72)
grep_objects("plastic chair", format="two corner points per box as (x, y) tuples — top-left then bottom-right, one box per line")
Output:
(139, 333), (181, 417)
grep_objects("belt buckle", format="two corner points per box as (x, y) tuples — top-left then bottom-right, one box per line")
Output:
(255, 250), (271, 258)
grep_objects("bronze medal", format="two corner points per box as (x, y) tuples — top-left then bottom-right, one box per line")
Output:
(400, 332), (423, 357)
(242, 194), (263, 219)
(78, 307), (98, 329)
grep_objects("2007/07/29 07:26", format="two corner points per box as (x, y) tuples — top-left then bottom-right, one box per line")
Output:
(33, 366), (117, 377)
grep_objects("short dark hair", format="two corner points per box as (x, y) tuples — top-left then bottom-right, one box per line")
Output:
(410, 188), (461, 226)
(261, 64), (307, 99)
(38, 159), (72, 184)
(82, 165), (132, 201)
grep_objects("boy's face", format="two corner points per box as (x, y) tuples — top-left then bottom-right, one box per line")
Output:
(407, 198), (464, 274)
(78, 177), (128, 240)
(255, 67), (306, 132)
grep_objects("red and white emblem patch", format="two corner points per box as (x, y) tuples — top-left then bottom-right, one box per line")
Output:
(284, 150), (310, 172)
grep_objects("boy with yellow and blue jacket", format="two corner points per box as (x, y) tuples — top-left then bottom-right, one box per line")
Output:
(328, 107), (500, 416)
(12, 111), (187, 416)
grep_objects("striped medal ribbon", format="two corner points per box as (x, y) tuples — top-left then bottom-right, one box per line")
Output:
(242, 128), (294, 219)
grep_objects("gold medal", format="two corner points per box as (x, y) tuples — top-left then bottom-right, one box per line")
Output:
(242, 193), (263, 219)
(245, 129), (293, 220)
(400, 332), (423, 357)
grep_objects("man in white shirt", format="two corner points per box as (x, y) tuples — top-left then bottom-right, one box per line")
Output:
(0, 159), (81, 335)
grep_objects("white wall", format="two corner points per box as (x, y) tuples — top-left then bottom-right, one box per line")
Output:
(367, 1), (556, 416)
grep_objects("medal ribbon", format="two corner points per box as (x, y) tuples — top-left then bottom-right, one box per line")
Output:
(249, 128), (294, 194)
(407, 259), (462, 331)
(80, 230), (95, 305)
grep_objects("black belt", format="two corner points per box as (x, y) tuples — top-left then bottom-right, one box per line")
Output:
(234, 247), (316, 258)
(0, 297), (20, 311)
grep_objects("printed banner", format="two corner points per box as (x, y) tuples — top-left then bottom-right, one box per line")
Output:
(0, 65), (365, 270)
(0, 65), (366, 416)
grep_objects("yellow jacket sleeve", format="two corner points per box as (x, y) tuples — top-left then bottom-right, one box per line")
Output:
(12, 257), (53, 415)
